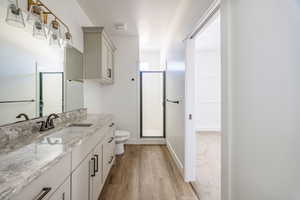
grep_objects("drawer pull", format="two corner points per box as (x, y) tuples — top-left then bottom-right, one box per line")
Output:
(108, 137), (114, 143)
(34, 187), (52, 200)
(91, 157), (96, 177)
(108, 156), (114, 164)
(109, 123), (115, 127)
(94, 154), (99, 173)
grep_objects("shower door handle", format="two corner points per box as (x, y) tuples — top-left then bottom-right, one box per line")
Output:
(166, 99), (180, 104)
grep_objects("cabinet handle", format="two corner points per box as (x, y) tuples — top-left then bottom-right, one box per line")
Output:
(108, 137), (114, 143)
(94, 154), (99, 173)
(91, 157), (96, 177)
(34, 187), (52, 200)
(108, 156), (114, 164)
(109, 122), (114, 127)
(62, 192), (65, 200)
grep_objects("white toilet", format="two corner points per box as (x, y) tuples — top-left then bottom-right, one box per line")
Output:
(115, 130), (130, 155)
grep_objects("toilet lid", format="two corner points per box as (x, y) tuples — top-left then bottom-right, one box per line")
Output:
(115, 130), (130, 137)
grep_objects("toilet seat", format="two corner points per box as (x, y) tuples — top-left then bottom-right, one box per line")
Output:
(115, 130), (130, 144)
(115, 130), (130, 138)
(115, 130), (130, 155)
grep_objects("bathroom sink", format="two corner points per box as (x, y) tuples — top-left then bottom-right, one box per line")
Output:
(68, 123), (93, 127)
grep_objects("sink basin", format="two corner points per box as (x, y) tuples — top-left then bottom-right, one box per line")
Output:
(68, 123), (93, 127)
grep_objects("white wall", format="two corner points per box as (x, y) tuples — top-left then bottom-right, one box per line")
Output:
(0, 0), (91, 125)
(222, 0), (300, 199)
(84, 35), (140, 142)
(140, 50), (162, 70)
(166, 63), (185, 167)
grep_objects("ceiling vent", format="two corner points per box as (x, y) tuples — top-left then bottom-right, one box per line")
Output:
(114, 23), (127, 31)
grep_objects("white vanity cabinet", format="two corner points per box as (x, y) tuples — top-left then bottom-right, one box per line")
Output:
(82, 27), (116, 84)
(90, 143), (103, 200)
(11, 153), (71, 200)
(71, 153), (93, 200)
(71, 121), (116, 200)
(48, 178), (71, 200)
(10, 119), (115, 200)
(102, 125), (116, 181)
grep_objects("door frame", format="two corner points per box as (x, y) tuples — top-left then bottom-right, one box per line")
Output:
(39, 72), (64, 117)
(184, 0), (221, 183)
(140, 71), (166, 138)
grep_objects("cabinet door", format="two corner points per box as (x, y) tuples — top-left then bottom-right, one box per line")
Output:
(72, 153), (93, 200)
(102, 129), (115, 181)
(65, 46), (83, 80)
(107, 48), (113, 80)
(92, 143), (103, 200)
(101, 39), (108, 79)
(48, 178), (70, 200)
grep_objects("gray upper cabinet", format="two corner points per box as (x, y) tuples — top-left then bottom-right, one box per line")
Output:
(64, 46), (83, 81)
(82, 27), (116, 84)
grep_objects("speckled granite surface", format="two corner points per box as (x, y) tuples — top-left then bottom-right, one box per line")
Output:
(0, 109), (113, 200)
(0, 108), (87, 152)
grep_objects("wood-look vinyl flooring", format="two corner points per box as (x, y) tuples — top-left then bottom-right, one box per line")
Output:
(99, 145), (198, 200)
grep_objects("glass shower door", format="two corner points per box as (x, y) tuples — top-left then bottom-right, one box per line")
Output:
(140, 71), (165, 138)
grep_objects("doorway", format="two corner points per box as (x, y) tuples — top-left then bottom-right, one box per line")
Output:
(140, 71), (166, 138)
(185, 7), (221, 200)
(39, 72), (64, 117)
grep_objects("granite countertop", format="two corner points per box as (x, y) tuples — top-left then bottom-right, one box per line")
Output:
(0, 114), (113, 200)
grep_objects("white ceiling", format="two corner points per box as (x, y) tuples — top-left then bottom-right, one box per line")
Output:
(77, 0), (182, 51)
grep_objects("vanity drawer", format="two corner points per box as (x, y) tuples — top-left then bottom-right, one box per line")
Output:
(11, 153), (71, 200)
(102, 131), (115, 180)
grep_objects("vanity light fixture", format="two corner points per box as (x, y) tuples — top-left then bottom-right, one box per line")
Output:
(27, 0), (72, 46)
(5, 0), (25, 28)
(5, 0), (73, 47)
(27, 0), (72, 47)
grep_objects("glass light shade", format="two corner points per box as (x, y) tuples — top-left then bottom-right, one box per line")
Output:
(48, 20), (62, 47)
(27, 5), (42, 24)
(49, 33), (61, 47)
(48, 20), (61, 37)
(5, 2), (25, 28)
(62, 31), (73, 47)
(33, 20), (47, 40)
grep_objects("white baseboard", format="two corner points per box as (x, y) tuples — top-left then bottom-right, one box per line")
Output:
(166, 141), (184, 177)
(126, 138), (166, 145)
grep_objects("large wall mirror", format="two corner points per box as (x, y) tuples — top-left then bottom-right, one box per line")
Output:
(0, 4), (84, 126)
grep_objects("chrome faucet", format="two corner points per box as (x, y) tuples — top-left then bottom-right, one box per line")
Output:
(16, 113), (29, 121)
(37, 113), (59, 132)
